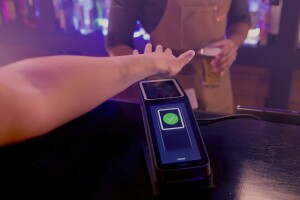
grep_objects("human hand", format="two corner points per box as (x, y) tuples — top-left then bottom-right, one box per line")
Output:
(208, 39), (238, 76)
(133, 43), (195, 77)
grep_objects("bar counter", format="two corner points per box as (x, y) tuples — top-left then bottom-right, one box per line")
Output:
(0, 101), (299, 199)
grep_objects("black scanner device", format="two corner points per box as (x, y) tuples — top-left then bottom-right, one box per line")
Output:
(138, 78), (214, 195)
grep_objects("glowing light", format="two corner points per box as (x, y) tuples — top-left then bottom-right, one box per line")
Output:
(244, 28), (260, 45)
(248, 0), (260, 12)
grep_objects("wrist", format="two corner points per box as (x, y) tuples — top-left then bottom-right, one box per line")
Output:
(120, 55), (156, 82)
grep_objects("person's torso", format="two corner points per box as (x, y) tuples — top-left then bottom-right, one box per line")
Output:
(147, 0), (232, 50)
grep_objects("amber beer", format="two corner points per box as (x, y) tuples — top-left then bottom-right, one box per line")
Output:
(199, 47), (221, 87)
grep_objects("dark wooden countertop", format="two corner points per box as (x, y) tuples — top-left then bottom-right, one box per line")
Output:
(0, 101), (299, 199)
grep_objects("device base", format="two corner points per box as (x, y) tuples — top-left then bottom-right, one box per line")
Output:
(141, 141), (214, 198)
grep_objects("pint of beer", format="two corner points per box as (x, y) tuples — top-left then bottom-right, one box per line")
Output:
(199, 47), (221, 87)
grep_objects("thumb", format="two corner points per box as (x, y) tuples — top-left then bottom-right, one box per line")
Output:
(177, 50), (195, 67)
(132, 49), (139, 55)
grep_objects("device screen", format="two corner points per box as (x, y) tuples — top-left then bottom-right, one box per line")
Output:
(140, 79), (184, 100)
(148, 103), (202, 168)
(139, 79), (208, 170)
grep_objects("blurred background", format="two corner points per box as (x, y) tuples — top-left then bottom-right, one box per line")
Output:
(0, 0), (299, 111)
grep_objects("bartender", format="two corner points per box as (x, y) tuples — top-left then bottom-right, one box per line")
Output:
(106, 0), (251, 113)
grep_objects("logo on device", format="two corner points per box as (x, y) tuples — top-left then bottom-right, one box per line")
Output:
(158, 108), (184, 130)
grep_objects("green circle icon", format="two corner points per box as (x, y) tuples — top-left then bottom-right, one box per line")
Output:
(163, 113), (179, 125)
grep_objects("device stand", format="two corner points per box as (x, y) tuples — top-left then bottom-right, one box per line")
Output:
(142, 140), (214, 199)
(140, 107), (214, 198)
(141, 141), (161, 197)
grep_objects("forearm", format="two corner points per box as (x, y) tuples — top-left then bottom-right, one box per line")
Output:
(226, 22), (250, 47)
(14, 55), (148, 109)
(0, 44), (195, 146)
(108, 45), (141, 103)
(0, 55), (154, 146)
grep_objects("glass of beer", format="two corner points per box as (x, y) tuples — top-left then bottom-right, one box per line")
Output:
(199, 47), (221, 87)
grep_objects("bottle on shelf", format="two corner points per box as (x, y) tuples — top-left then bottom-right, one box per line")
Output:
(0, 8), (2, 25)
(72, 0), (111, 35)
(51, 0), (110, 35)
(268, 0), (282, 44)
(93, 0), (111, 35)
(1, 0), (18, 25)
(1, 0), (111, 35)
(298, 18), (300, 49)
(0, 0), (41, 29)
(73, 0), (95, 34)
(52, 0), (75, 32)
(0, 0), (3, 25)
(17, 0), (39, 29)
(258, 0), (271, 45)
(245, 0), (282, 46)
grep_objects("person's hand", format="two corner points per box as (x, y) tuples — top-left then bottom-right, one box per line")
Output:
(208, 39), (238, 76)
(133, 43), (195, 77)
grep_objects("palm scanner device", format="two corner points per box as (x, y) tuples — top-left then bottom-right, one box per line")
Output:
(138, 78), (213, 195)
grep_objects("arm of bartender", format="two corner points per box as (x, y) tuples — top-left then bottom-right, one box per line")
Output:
(0, 43), (195, 147)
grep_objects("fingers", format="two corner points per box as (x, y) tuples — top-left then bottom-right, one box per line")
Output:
(144, 43), (152, 54)
(155, 45), (163, 53)
(144, 43), (195, 66)
(177, 50), (195, 67)
(144, 43), (175, 55)
(132, 49), (139, 55)
(144, 43), (173, 54)
(209, 39), (238, 76)
(142, 43), (195, 78)
(164, 48), (172, 55)
(217, 49), (237, 75)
